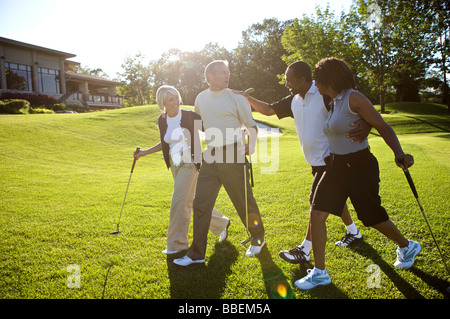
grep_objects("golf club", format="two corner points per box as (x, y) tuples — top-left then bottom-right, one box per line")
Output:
(241, 159), (252, 245)
(110, 146), (140, 235)
(399, 157), (449, 277)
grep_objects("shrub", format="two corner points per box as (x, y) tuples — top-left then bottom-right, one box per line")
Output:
(29, 108), (55, 114)
(0, 99), (30, 114)
(0, 92), (56, 108)
(50, 103), (66, 112)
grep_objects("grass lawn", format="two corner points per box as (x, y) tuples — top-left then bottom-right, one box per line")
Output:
(0, 101), (449, 300)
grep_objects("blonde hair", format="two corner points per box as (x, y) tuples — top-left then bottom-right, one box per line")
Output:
(204, 60), (229, 84)
(156, 85), (182, 112)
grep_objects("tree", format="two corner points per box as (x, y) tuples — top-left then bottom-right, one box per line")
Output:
(281, 6), (364, 92)
(424, 0), (450, 111)
(117, 53), (153, 106)
(71, 65), (110, 79)
(233, 18), (291, 102)
(347, 0), (432, 112)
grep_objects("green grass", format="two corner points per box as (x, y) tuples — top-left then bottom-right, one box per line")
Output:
(0, 102), (449, 299)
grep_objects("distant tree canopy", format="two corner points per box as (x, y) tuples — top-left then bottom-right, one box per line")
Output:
(115, 0), (449, 111)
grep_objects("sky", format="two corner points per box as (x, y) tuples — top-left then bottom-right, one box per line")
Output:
(0, 0), (353, 78)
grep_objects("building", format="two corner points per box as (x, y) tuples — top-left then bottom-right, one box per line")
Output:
(0, 36), (124, 109)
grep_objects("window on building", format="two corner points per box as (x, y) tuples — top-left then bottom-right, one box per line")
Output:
(5, 62), (33, 91)
(38, 67), (60, 94)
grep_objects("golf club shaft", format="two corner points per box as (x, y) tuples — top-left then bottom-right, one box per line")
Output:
(114, 147), (140, 231)
(249, 154), (254, 187)
(244, 162), (249, 236)
(402, 168), (449, 276)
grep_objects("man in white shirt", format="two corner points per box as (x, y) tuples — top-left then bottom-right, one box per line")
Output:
(174, 60), (266, 267)
(239, 61), (369, 264)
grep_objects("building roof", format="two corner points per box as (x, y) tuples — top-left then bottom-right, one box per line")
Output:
(0, 36), (76, 58)
(65, 70), (125, 86)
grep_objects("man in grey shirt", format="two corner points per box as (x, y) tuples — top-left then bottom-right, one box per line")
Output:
(174, 60), (266, 267)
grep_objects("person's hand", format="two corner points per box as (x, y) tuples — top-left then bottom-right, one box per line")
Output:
(395, 153), (414, 170)
(134, 149), (142, 160)
(347, 119), (372, 143)
(231, 88), (255, 98)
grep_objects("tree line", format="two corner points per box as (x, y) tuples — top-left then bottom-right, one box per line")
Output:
(111, 0), (448, 112)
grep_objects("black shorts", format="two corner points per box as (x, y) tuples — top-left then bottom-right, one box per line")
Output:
(311, 148), (389, 227)
(310, 165), (326, 204)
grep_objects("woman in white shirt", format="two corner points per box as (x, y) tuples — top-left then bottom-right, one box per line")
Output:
(134, 85), (230, 255)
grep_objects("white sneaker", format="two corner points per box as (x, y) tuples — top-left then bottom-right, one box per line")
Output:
(394, 240), (421, 269)
(294, 268), (331, 290)
(246, 241), (266, 257)
(173, 255), (205, 267)
(335, 230), (363, 247)
(162, 249), (182, 255)
(219, 220), (230, 242)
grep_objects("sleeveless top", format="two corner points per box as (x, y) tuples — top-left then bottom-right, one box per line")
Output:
(324, 89), (369, 155)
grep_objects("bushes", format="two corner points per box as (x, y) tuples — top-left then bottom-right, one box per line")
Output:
(0, 92), (56, 108)
(0, 99), (30, 114)
(0, 99), (67, 114)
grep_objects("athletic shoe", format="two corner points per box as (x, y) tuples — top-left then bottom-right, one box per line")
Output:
(394, 240), (421, 269)
(335, 230), (363, 247)
(278, 246), (311, 264)
(173, 255), (205, 266)
(246, 241), (266, 257)
(294, 268), (331, 290)
(162, 249), (183, 255)
(219, 220), (230, 242)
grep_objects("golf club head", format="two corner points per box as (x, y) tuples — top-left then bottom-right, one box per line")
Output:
(109, 230), (121, 235)
(241, 236), (252, 245)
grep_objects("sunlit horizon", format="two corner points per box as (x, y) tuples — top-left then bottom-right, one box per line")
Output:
(0, 0), (353, 78)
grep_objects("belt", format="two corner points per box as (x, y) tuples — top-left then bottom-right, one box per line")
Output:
(209, 142), (239, 155)
(330, 147), (370, 161)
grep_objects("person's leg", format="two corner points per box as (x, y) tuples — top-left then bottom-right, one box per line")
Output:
(294, 208), (332, 290)
(219, 162), (265, 246)
(335, 203), (363, 247)
(184, 162), (222, 261)
(372, 220), (409, 247)
(295, 162), (346, 289)
(345, 152), (421, 268)
(165, 163), (197, 253)
(310, 209), (329, 270)
(188, 166), (230, 237)
(209, 208), (230, 236)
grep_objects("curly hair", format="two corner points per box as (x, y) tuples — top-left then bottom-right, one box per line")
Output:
(314, 57), (356, 92)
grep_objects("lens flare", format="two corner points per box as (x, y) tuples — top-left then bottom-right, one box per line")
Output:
(277, 284), (287, 298)
(248, 213), (261, 229)
(256, 238), (262, 245)
(184, 61), (195, 69)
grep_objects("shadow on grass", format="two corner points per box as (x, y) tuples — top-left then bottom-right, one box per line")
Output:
(409, 267), (450, 299)
(401, 115), (450, 133)
(255, 244), (295, 299)
(166, 241), (239, 299)
(349, 240), (424, 299)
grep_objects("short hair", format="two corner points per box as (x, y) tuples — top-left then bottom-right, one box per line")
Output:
(287, 61), (312, 82)
(204, 60), (229, 84)
(156, 85), (182, 112)
(314, 57), (356, 92)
